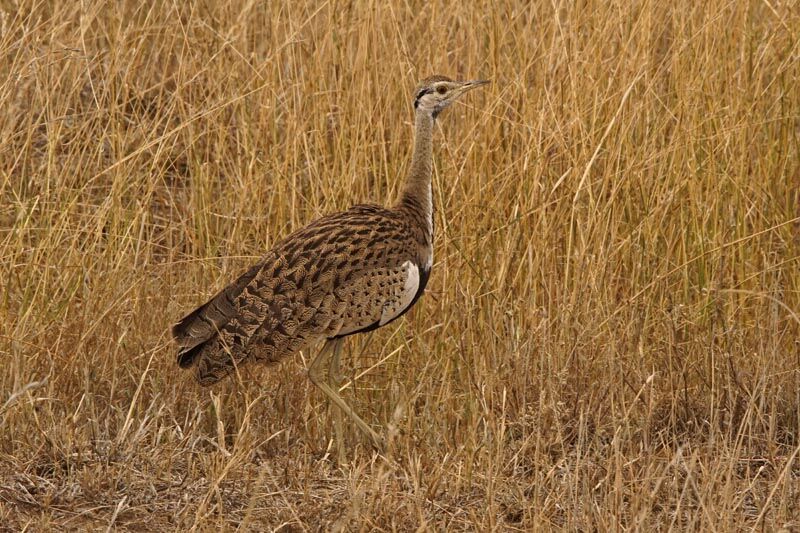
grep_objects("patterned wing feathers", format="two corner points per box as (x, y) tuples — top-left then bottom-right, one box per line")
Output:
(174, 205), (426, 385)
(173, 259), (266, 367)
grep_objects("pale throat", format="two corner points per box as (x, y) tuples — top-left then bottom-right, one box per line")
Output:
(417, 112), (434, 251)
(395, 108), (436, 273)
(399, 110), (435, 229)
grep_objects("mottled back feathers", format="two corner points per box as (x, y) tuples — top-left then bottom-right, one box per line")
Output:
(173, 203), (432, 385)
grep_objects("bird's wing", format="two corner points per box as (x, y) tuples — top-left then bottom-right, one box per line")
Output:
(173, 205), (420, 385)
(330, 258), (428, 339)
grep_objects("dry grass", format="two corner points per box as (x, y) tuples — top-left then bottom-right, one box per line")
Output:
(1, 0), (799, 530)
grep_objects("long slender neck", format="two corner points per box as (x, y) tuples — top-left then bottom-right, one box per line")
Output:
(397, 110), (435, 237)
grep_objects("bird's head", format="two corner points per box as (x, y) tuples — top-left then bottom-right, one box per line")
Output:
(413, 75), (489, 118)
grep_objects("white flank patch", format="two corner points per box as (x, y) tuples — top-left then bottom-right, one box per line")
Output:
(379, 261), (419, 326)
(424, 250), (433, 271)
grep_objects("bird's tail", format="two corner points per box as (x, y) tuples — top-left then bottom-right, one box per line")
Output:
(172, 261), (265, 379)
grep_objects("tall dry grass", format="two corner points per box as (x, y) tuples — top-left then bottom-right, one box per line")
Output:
(1, 0), (799, 529)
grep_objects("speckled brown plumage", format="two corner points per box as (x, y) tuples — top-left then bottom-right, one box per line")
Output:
(172, 75), (487, 449)
(173, 203), (432, 385)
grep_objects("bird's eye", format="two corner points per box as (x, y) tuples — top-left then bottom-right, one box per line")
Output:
(436, 86), (447, 94)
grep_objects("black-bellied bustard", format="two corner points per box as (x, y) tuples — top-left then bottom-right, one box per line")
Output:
(172, 75), (488, 452)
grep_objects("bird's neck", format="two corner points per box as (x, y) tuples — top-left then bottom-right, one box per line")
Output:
(397, 110), (434, 240)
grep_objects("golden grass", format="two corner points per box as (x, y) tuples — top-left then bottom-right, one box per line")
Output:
(2, 0), (799, 529)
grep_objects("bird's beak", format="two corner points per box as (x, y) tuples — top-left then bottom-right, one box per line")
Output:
(461, 79), (490, 91)
(453, 79), (490, 99)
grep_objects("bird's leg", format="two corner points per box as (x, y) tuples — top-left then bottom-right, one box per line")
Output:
(328, 337), (345, 385)
(309, 339), (385, 452)
(328, 338), (345, 462)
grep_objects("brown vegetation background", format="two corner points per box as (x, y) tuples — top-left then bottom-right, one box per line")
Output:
(1, 0), (799, 530)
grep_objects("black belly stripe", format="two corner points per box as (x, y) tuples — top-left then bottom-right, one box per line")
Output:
(331, 265), (431, 340)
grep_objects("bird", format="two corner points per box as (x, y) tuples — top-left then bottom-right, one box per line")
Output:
(172, 75), (488, 451)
